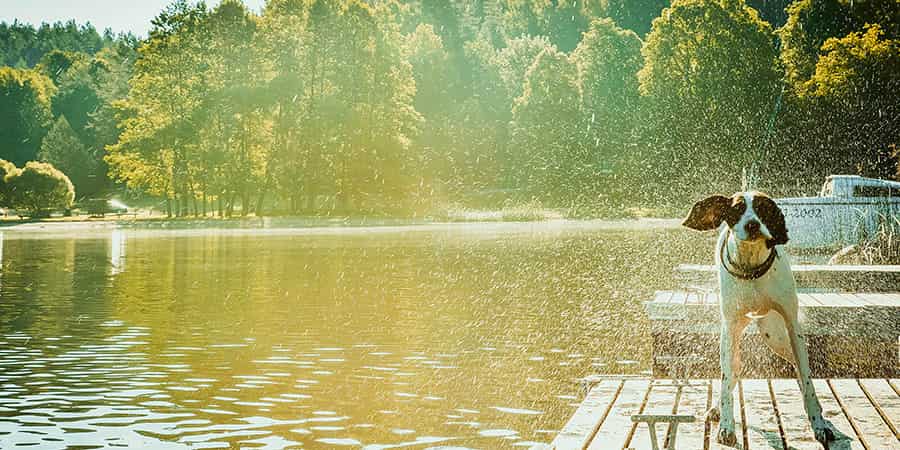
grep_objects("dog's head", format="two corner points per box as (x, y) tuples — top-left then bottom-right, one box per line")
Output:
(682, 192), (788, 248)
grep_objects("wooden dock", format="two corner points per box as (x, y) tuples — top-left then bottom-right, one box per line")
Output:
(544, 377), (900, 450)
(646, 291), (900, 378)
(674, 264), (900, 292)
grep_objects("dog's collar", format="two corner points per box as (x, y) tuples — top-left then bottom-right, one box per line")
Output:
(719, 232), (778, 280)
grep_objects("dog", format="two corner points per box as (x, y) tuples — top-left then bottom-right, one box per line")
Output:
(683, 192), (836, 447)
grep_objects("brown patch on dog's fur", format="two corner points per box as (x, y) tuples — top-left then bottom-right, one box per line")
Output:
(752, 194), (789, 248)
(683, 195), (743, 231)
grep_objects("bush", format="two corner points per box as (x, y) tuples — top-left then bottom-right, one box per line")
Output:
(0, 159), (19, 206)
(6, 161), (75, 217)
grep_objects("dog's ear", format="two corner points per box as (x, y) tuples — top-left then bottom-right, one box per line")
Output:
(683, 195), (731, 231)
(754, 195), (789, 248)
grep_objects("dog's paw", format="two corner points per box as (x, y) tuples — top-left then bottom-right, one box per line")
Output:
(706, 406), (720, 423)
(717, 427), (738, 447)
(814, 425), (835, 444)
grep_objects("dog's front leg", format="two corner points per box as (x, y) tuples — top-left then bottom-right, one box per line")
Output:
(716, 316), (748, 446)
(783, 309), (835, 445)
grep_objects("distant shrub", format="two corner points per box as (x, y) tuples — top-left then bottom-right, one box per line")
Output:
(0, 159), (19, 206)
(6, 161), (75, 217)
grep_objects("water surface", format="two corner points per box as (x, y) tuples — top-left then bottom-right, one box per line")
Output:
(0, 221), (709, 449)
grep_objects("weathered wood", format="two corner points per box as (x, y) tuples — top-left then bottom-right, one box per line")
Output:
(628, 381), (680, 449)
(647, 290), (900, 377)
(828, 379), (899, 449)
(670, 381), (709, 450)
(813, 379), (866, 450)
(675, 264), (900, 292)
(769, 378), (821, 450)
(676, 264), (900, 274)
(551, 379), (622, 449)
(547, 378), (899, 450)
(857, 379), (899, 440)
(739, 379), (782, 449)
(586, 379), (651, 450)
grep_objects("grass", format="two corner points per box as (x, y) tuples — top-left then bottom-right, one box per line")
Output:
(436, 199), (564, 222)
(855, 212), (900, 264)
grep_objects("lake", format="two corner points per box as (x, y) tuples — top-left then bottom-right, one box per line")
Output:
(0, 221), (710, 449)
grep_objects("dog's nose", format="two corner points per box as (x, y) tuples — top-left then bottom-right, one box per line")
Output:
(745, 220), (760, 235)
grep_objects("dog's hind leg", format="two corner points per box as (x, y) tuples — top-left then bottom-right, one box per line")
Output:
(777, 305), (836, 446)
(757, 311), (795, 364)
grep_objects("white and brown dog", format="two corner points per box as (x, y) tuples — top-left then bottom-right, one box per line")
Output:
(683, 192), (836, 447)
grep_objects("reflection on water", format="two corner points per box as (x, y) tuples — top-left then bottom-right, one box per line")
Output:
(0, 223), (708, 448)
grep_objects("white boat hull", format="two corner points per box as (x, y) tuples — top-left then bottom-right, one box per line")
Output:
(777, 197), (900, 249)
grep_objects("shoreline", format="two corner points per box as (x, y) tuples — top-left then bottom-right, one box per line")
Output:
(0, 216), (684, 237)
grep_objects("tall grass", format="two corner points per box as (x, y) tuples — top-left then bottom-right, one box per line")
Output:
(854, 210), (900, 264)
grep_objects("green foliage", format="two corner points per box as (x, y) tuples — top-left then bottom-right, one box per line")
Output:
(571, 18), (642, 204)
(0, 159), (20, 206)
(39, 115), (100, 196)
(36, 49), (88, 84)
(602, 0), (669, 35)
(802, 25), (900, 178)
(639, 0), (782, 198)
(780, 0), (899, 88)
(510, 46), (585, 201)
(0, 67), (56, 165)
(502, 0), (602, 51)
(0, 20), (123, 68)
(2, 0), (898, 218)
(6, 161), (75, 216)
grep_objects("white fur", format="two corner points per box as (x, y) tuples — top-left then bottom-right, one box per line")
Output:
(710, 192), (834, 447)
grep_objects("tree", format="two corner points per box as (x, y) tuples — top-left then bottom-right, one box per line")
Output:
(36, 49), (88, 85)
(0, 67), (55, 165)
(501, 0), (602, 52)
(602, 0), (669, 36)
(509, 47), (585, 202)
(638, 0), (782, 198)
(780, 0), (900, 88)
(6, 161), (75, 217)
(801, 25), (900, 178)
(571, 18), (643, 205)
(39, 115), (100, 196)
(107, 0), (211, 217)
(0, 159), (20, 206)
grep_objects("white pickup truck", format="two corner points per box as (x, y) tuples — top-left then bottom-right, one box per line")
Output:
(777, 175), (900, 249)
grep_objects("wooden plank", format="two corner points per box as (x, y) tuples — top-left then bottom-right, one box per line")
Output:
(551, 379), (623, 449)
(857, 379), (900, 440)
(828, 379), (899, 449)
(628, 381), (680, 449)
(816, 293), (867, 307)
(740, 379), (782, 450)
(686, 292), (705, 305)
(684, 292), (698, 306)
(798, 293), (822, 307)
(587, 379), (651, 450)
(855, 293), (900, 307)
(847, 293), (877, 306)
(671, 381), (709, 450)
(813, 379), (866, 450)
(669, 292), (689, 306)
(676, 264), (900, 273)
(655, 291), (674, 304)
(769, 379), (820, 450)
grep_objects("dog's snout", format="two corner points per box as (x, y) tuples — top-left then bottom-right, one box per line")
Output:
(745, 220), (760, 234)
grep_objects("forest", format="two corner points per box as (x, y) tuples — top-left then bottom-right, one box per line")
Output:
(0, 0), (897, 217)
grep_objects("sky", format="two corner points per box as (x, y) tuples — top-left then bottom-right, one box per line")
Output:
(0, 0), (266, 37)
